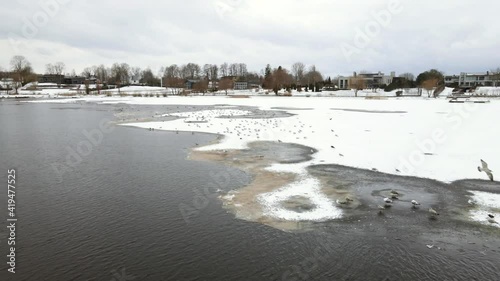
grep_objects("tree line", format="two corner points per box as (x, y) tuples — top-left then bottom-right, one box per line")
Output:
(2, 55), (500, 95)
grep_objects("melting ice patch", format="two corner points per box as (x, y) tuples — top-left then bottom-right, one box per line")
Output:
(468, 191), (500, 228)
(258, 176), (342, 221)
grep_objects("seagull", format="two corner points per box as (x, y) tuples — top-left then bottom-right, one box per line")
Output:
(331, 145), (335, 149)
(377, 205), (386, 215)
(411, 200), (421, 209)
(336, 199), (348, 205)
(478, 159), (494, 181)
(384, 198), (393, 204)
(488, 214), (495, 219)
(429, 208), (439, 216)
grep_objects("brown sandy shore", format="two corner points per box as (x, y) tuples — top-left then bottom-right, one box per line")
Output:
(189, 143), (309, 231)
(188, 139), (500, 234)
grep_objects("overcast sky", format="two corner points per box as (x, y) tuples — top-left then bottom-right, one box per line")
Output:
(1, 0), (499, 77)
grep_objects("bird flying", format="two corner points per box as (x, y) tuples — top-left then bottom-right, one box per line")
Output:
(478, 159), (494, 181)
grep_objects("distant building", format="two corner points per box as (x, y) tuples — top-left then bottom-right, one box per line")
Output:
(63, 76), (86, 85)
(38, 74), (64, 84)
(444, 75), (460, 86)
(338, 76), (350, 89)
(220, 76), (251, 90)
(338, 71), (395, 89)
(185, 79), (200, 89)
(38, 74), (87, 85)
(234, 81), (248, 90)
(458, 72), (494, 87)
(0, 78), (14, 89)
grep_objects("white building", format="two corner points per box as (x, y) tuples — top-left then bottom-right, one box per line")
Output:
(458, 72), (494, 87)
(234, 81), (248, 90)
(337, 71), (395, 89)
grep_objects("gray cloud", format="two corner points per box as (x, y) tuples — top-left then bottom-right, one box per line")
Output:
(1, 0), (499, 77)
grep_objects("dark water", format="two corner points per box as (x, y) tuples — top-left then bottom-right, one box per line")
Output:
(0, 99), (499, 281)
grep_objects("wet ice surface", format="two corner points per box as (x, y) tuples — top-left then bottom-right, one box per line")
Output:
(308, 165), (500, 228)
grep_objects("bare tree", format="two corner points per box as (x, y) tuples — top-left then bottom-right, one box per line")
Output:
(181, 63), (200, 79)
(422, 78), (440, 98)
(218, 77), (233, 95)
(95, 65), (108, 84)
(164, 64), (183, 94)
(10, 56), (32, 93)
(165, 64), (180, 79)
(141, 68), (159, 86)
(291, 62), (305, 84)
(220, 62), (228, 77)
(237, 63), (247, 76)
(209, 64), (218, 90)
(110, 63), (130, 92)
(263, 66), (293, 95)
(81, 66), (95, 78)
(349, 77), (366, 97)
(54, 62), (65, 76)
(193, 79), (209, 95)
(229, 63), (238, 76)
(304, 65), (323, 91)
(130, 67), (142, 84)
(45, 62), (65, 86)
(202, 64), (211, 79)
(45, 64), (54, 74)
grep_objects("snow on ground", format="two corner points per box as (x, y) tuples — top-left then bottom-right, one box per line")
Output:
(258, 176), (343, 221)
(468, 191), (500, 228)
(27, 95), (500, 182)
(26, 95), (500, 222)
(475, 87), (500, 96)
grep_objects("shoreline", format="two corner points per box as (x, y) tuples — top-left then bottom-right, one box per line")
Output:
(109, 102), (500, 232)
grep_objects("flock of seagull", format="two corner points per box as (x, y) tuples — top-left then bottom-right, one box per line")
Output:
(144, 107), (497, 225)
(337, 159), (496, 224)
